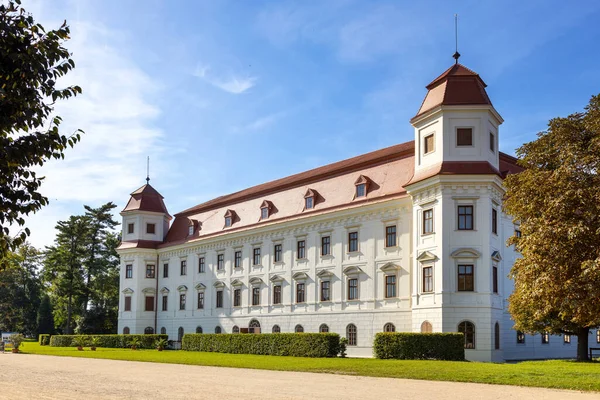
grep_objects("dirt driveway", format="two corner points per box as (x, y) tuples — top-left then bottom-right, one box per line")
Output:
(0, 353), (597, 400)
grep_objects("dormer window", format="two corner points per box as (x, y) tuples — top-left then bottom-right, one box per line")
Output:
(188, 225), (194, 236)
(304, 189), (317, 210)
(424, 133), (434, 154)
(188, 219), (199, 236)
(457, 128), (473, 146)
(260, 200), (272, 220)
(354, 175), (369, 198)
(224, 209), (235, 228)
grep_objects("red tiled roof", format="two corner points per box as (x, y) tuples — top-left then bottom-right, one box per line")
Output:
(412, 63), (493, 122)
(122, 184), (171, 216)
(117, 240), (160, 250)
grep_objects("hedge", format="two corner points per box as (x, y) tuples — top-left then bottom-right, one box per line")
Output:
(49, 334), (168, 349)
(38, 334), (51, 346)
(373, 332), (465, 361)
(182, 333), (341, 358)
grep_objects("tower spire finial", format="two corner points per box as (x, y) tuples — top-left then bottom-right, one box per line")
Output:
(453, 13), (460, 64)
(146, 156), (150, 184)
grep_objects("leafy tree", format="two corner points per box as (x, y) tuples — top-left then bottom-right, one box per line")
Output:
(37, 294), (55, 335)
(504, 94), (600, 361)
(0, 0), (82, 263)
(0, 243), (42, 335)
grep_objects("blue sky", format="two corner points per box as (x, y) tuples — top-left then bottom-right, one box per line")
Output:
(22, 0), (600, 248)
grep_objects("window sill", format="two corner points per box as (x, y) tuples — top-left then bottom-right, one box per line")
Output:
(421, 232), (435, 237)
(384, 245), (399, 250)
(346, 251), (361, 256)
(320, 254), (333, 259)
(456, 229), (477, 232)
(273, 261), (284, 265)
(346, 299), (360, 303)
(319, 300), (333, 304)
(421, 291), (434, 295)
(296, 258), (308, 262)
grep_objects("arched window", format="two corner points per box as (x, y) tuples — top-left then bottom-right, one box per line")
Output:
(144, 327), (154, 334)
(384, 323), (395, 332)
(215, 326), (222, 334)
(346, 324), (357, 346)
(196, 326), (203, 334)
(458, 321), (475, 349)
(272, 325), (281, 333)
(319, 324), (329, 333)
(160, 327), (166, 335)
(177, 327), (184, 342)
(421, 321), (432, 333)
(295, 324), (304, 333)
(249, 319), (260, 328)
(123, 326), (130, 335)
(232, 325), (240, 334)
(494, 322), (500, 350)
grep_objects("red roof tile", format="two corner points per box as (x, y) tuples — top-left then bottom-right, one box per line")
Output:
(122, 184), (171, 216)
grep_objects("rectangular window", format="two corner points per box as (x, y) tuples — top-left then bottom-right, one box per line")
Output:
(493, 266), (498, 294)
(224, 216), (232, 227)
(320, 281), (330, 302)
(517, 331), (525, 344)
(422, 266), (433, 292)
(297, 240), (306, 259)
(274, 244), (282, 263)
(356, 184), (366, 198)
(162, 295), (168, 311)
(348, 278), (358, 300)
(348, 231), (358, 252)
(234, 251), (242, 268)
(385, 275), (396, 298)
(145, 264), (155, 279)
(273, 285), (282, 304)
(457, 127), (473, 146)
(124, 296), (131, 311)
(564, 334), (571, 344)
(233, 289), (241, 307)
(597, 330), (600, 344)
(146, 223), (156, 234)
(252, 287), (260, 306)
(296, 283), (305, 303)
(321, 236), (331, 256)
(125, 264), (132, 279)
(424, 133), (434, 154)
(216, 290), (223, 308)
(197, 292), (204, 309)
(145, 296), (154, 312)
(385, 225), (397, 248)
(423, 209), (433, 234)
(490, 132), (495, 152)
(457, 265), (474, 291)
(127, 223), (134, 234)
(163, 263), (169, 278)
(180, 260), (187, 276)
(541, 332), (549, 344)
(198, 257), (205, 273)
(458, 205), (474, 230)
(217, 254), (224, 270)
(253, 247), (261, 265)
(492, 208), (498, 234)
(261, 207), (269, 220)
(305, 197), (314, 209)
(179, 294), (186, 310)
(515, 229), (522, 238)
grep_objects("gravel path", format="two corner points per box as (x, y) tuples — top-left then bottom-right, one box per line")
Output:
(0, 353), (597, 400)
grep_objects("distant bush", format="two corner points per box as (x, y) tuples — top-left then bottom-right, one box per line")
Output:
(38, 334), (51, 346)
(49, 334), (168, 349)
(373, 332), (465, 361)
(182, 333), (340, 358)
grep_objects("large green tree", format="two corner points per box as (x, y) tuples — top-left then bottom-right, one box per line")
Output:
(504, 94), (600, 361)
(0, 0), (82, 263)
(37, 294), (55, 335)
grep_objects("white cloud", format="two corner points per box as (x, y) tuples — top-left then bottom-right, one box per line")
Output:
(193, 64), (257, 94)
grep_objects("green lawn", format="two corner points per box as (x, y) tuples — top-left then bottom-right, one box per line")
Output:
(20, 341), (600, 392)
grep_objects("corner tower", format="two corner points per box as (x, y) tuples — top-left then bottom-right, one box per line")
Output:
(406, 62), (506, 362)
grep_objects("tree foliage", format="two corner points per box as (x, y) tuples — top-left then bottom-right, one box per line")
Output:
(37, 294), (54, 335)
(504, 94), (600, 361)
(0, 0), (82, 262)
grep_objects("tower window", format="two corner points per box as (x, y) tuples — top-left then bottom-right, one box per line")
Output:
(424, 133), (434, 154)
(423, 209), (434, 234)
(127, 223), (134, 234)
(458, 264), (474, 291)
(490, 132), (495, 152)
(492, 208), (498, 234)
(125, 264), (133, 279)
(457, 128), (473, 146)
(146, 223), (156, 234)
(124, 296), (131, 312)
(458, 205), (474, 230)
(145, 264), (155, 279)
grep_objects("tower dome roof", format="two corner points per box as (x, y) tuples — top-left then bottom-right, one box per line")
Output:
(411, 63), (493, 122)
(122, 183), (171, 216)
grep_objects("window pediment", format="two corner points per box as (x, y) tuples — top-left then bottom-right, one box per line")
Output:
(292, 272), (309, 281)
(491, 251), (502, 262)
(122, 287), (134, 295)
(260, 200), (272, 209)
(160, 287), (170, 294)
(343, 266), (363, 276)
(417, 251), (437, 263)
(316, 269), (334, 278)
(141, 287), (155, 295)
(195, 282), (206, 291)
(450, 248), (482, 259)
(249, 277), (263, 286)
(270, 274), (284, 283)
(213, 280), (226, 288)
(231, 279), (243, 287)
(177, 285), (188, 292)
(304, 188), (317, 199)
(380, 262), (400, 272)
(354, 175), (369, 186)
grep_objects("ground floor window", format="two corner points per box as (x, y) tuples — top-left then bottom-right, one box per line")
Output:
(384, 323), (395, 332)
(160, 327), (166, 334)
(177, 327), (184, 341)
(563, 334), (571, 344)
(295, 324), (304, 333)
(215, 326), (222, 334)
(319, 324), (329, 333)
(196, 326), (203, 334)
(517, 330), (525, 344)
(597, 330), (600, 344)
(123, 327), (130, 334)
(232, 325), (240, 334)
(541, 332), (549, 344)
(144, 327), (154, 334)
(421, 321), (432, 333)
(458, 321), (475, 349)
(494, 322), (500, 350)
(347, 324), (357, 346)
(272, 325), (281, 333)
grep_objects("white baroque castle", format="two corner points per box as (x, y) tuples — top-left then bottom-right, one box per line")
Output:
(117, 62), (599, 361)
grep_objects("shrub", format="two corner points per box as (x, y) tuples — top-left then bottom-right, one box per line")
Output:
(339, 337), (348, 358)
(49, 334), (168, 349)
(9, 334), (25, 349)
(373, 332), (464, 361)
(38, 334), (51, 346)
(182, 333), (340, 358)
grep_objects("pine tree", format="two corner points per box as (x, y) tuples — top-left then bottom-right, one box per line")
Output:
(37, 294), (54, 334)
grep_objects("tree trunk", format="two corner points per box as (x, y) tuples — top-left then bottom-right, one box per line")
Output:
(576, 327), (590, 362)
